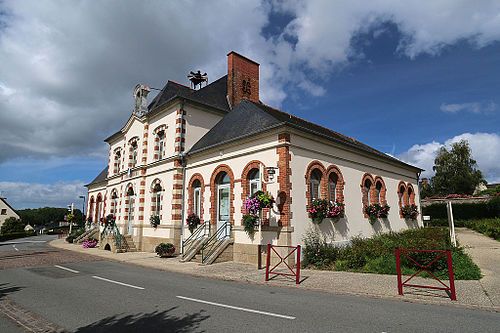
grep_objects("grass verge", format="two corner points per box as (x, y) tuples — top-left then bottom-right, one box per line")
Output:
(302, 227), (481, 280)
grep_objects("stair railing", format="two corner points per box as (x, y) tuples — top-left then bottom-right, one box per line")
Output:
(201, 221), (231, 264)
(182, 221), (210, 258)
(100, 221), (122, 252)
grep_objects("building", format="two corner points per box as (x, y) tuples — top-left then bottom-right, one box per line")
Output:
(86, 51), (423, 263)
(0, 197), (21, 230)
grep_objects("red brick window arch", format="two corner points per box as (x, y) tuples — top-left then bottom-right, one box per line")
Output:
(153, 125), (167, 161)
(128, 137), (139, 168)
(188, 174), (205, 221)
(110, 189), (118, 216)
(305, 161), (326, 209)
(398, 182), (416, 217)
(326, 165), (345, 204)
(150, 179), (163, 220)
(373, 176), (387, 205)
(113, 148), (122, 174)
(241, 161), (270, 225)
(210, 165), (235, 225)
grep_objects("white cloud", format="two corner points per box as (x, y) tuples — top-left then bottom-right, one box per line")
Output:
(440, 102), (497, 114)
(398, 132), (500, 183)
(1, 0), (500, 164)
(0, 181), (86, 209)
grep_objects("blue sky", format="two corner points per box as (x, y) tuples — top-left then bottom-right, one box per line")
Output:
(0, 1), (499, 209)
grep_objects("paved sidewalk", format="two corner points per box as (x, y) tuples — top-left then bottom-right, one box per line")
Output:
(456, 227), (500, 308)
(49, 238), (499, 312)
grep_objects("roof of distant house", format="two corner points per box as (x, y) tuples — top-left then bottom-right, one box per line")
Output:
(0, 197), (19, 216)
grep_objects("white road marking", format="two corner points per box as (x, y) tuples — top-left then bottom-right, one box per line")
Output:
(92, 275), (144, 290)
(176, 296), (296, 320)
(0, 240), (47, 245)
(54, 265), (80, 274)
(12, 245), (19, 251)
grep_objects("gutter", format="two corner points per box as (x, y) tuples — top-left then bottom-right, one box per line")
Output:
(179, 98), (187, 253)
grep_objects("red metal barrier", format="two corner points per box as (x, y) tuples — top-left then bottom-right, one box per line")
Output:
(395, 248), (456, 300)
(265, 244), (301, 284)
(58, 231), (69, 239)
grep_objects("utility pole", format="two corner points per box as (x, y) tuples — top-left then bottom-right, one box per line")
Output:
(68, 203), (74, 234)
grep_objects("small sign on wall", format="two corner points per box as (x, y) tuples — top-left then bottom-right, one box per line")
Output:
(265, 167), (279, 184)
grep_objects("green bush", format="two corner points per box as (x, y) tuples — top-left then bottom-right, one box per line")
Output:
(423, 196), (500, 221)
(0, 231), (35, 242)
(302, 227), (481, 280)
(1, 217), (25, 234)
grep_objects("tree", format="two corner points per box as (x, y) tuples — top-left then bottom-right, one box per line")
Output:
(431, 140), (485, 196)
(1, 217), (25, 234)
(420, 182), (434, 199)
(17, 207), (82, 227)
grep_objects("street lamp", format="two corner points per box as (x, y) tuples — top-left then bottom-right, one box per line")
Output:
(79, 195), (86, 229)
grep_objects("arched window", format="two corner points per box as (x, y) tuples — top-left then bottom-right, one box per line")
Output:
(407, 186), (414, 205)
(127, 187), (135, 234)
(114, 150), (121, 174)
(111, 191), (118, 216)
(328, 172), (338, 202)
(89, 197), (95, 222)
(364, 179), (372, 204)
(131, 141), (138, 167)
(248, 168), (261, 196)
(399, 184), (406, 207)
(153, 184), (162, 217)
(193, 180), (201, 217)
(96, 195), (103, 222)
(375, 181), (383, 204)
(157, 130), (165, 160)
(310, 169), (322, 200)
(216, 172), (230, 224)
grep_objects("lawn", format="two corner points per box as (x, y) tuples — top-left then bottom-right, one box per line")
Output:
(302, 227), (481, 280)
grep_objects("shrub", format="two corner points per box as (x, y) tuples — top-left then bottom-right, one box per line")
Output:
(66, 235), (75, 243)
(302, 227), (481, 280)
(155, 243), (175, 257)
(1, 217), (25, 234)
(422, 196), (500, 220)
(0, 231), (34, 242)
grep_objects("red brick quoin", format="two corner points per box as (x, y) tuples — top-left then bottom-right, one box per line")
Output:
(276, 133), (292, 226)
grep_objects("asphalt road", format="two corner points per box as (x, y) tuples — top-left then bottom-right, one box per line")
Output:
(0, 236), (498, 332)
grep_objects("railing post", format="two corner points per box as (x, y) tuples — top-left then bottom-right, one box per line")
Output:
(395, 248), (403, 295)
(296, 245), (301, 284)
(265, 244), (271, 281)
(446, 250), (456, 301)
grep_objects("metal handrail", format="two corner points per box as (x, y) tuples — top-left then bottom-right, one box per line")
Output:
(182, 221), (210, 257)
(201, 221), (231, 263)
(100, 222), (122, 252)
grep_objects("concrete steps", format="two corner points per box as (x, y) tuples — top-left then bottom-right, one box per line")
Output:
(202, 239), (233, 265)
(180, 237), (207, 262)
(74, 228), (98, 244)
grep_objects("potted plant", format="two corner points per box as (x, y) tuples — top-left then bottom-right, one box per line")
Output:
(82, 237), (98, 248)
(309, 198), (329, 224)
(150, 215), (160, 228)
(242, 214), (258, 237)
(186, 213), (201, 233)
(364, 204), (390, 224)
(326, 200), (345, 221)
(102, 214), (115, 228)
(401, 204), (418, 220)
(242, 191), (275, 236)
(155, 243), (175, 257)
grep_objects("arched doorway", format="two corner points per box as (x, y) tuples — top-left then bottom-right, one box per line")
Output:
(126, 187), (135, 235)
(216, 172), (230, 239)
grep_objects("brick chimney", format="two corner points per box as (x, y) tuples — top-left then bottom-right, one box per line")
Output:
(227, 51), (259, 108)
(421, 178), (429, 185)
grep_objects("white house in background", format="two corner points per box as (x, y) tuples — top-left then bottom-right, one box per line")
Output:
(86, 51), (423, 264)
(0, 197), (20, 230)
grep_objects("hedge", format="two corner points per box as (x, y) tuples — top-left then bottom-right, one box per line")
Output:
(423, 196), (500, 220)
(0, 231), (36, 242)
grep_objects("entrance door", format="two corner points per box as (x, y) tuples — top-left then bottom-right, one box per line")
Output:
(217, 184), (230, 239)
(127, 195), (135, 235)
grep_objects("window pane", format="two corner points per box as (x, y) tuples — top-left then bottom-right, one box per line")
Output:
(194, 188), (201, 217)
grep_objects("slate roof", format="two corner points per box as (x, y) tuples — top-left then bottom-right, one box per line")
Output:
(189, 99), (422, 170)
(148, 75), (230, 114)
(85, 166), (108, 187)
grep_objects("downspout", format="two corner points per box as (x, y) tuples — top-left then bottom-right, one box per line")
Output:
(416, 170), (423, 226)
(179, 99), (187, 253)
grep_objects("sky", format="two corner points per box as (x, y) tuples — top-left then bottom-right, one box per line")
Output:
(0, 0), (499, 209)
